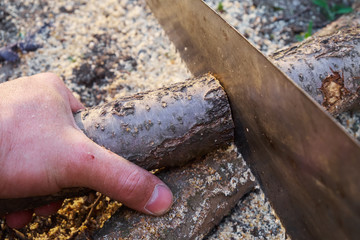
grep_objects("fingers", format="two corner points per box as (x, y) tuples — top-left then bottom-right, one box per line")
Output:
(64, 87), (85, 112)
(28, 72), (84, 112)
(34, 201), (63, 216)
(58, 131), (173, 216)
(5, 210), (33, 229)
(5, 201), (62, 229)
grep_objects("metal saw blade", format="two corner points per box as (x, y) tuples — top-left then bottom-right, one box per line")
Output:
(146, 0), (360, 239)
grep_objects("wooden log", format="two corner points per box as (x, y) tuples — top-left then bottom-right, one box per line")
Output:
(270, 6), (360, 115)
(0, 73), (234, 215)
(75, 73), (234, 170)
(89, 145), (256, 240)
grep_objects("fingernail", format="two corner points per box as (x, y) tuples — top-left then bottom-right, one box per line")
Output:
(144, 184), (173, 216)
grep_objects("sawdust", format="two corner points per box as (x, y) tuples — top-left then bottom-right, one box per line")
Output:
(0, 193), (121, 239)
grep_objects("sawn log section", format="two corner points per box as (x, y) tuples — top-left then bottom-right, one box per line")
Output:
(92, 145), (255, 240)
(0, 73), (235, 215)
(75, 73), (234, 170)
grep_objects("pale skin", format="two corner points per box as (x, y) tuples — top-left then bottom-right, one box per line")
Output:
(0, 72), (173, 229)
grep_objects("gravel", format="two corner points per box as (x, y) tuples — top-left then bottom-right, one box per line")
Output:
(0, 0), (357, 239)
(206, 187), (287, 240)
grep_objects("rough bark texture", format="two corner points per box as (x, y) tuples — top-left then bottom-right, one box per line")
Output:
(74, 73), (234, 169)
(0, 73), (234, 215)
(270, 7), (360, 115)
(89, 145), (255, 240)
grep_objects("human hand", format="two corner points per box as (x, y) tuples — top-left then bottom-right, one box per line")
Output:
(0, 73), (173, 228)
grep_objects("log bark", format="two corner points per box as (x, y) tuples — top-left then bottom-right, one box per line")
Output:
(89, 145), (256, 240)
(0, 73), (234, 215)
(74, 73), (233, 170)
(270, 6), (360, 115)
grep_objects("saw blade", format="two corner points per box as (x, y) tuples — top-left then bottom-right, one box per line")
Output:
(146, 0), (360, 239)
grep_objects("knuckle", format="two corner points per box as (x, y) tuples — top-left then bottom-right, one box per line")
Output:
(41, 72), (61, 83)
(119, 169), (147, 202)
(37, 72), (64, 91)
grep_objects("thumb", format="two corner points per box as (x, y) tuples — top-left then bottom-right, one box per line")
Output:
(57, 130), (173, 216)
